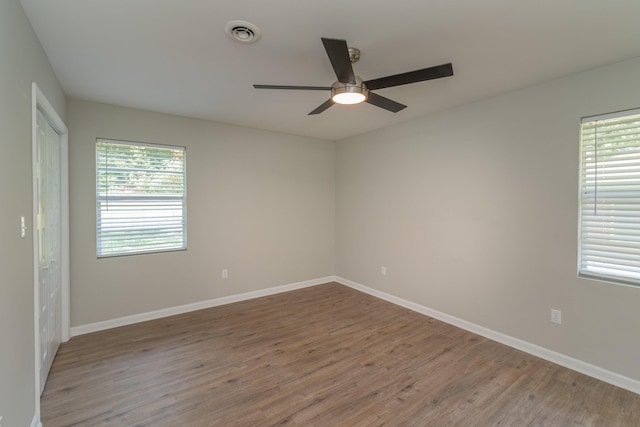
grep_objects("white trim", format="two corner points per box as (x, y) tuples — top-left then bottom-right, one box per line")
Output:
(71, 276), (334, 337)
(335, 276), (640, 395)
(581, 107), (640, 123)
(96, 137), (184, 151)
(31, 413), (42, 427)
(32, 83), (70, 422)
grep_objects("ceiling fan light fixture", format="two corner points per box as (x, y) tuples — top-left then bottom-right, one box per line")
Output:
(331, 76), (368, 105)
(332, 90), (366, 105)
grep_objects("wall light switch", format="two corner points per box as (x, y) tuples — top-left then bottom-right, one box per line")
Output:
(551, 309), (562, 324)
(222, 269), (228, 279)
(20, 216), (27, 238)
(381, 266), (387, 276)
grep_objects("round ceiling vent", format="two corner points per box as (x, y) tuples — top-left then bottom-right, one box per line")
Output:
(225, 20), (261, 44)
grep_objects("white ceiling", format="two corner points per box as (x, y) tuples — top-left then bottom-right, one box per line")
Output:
(20, 0), (640, 141)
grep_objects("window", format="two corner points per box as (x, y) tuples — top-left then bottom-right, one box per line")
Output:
(578, 108), (640, 286)
(96, 139), (186, 257)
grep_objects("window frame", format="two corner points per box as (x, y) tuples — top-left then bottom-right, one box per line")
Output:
(578, 108), (640, 287)
(96, 138), (187, 258)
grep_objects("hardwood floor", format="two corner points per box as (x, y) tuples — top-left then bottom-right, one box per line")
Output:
(41, 283), (640, 426)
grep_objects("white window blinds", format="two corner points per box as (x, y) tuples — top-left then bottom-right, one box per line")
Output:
(579, 109), (640, 286)
(96, 139), (186, 257)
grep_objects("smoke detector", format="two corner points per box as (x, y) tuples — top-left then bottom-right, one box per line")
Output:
(225, 20), (261, 44)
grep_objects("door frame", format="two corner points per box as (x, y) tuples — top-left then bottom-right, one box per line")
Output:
(31, 82), (69, 418)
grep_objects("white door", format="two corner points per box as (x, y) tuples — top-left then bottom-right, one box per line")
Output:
(36, 108), (62, 393)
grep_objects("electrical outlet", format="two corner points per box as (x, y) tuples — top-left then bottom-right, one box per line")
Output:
(551, 309), (562, 324)
(222, 269), (228, 279)
(381, 266), (386, 276)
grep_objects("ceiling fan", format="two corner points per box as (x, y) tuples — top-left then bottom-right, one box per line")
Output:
(253, 37), (453, 115)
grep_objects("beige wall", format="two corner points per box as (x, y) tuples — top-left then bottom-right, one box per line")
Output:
(0, 0), (66, 425)
(336, 57), (640, 381)
(68, 99), (335, 326)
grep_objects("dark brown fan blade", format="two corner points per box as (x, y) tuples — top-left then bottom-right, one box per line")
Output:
(321, 38), (356, 84)
(366, 91), (406, 113)
(253, 84), (332, 90)
(308, 98), (335, 115)
(364, 63), (453, 90)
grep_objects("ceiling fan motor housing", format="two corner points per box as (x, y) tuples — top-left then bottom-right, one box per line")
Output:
(348, 47), (361, 63)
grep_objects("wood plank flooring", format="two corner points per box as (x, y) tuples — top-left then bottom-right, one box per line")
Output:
(41, 283), (640, 426)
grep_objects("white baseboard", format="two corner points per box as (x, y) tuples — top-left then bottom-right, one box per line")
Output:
(335, 276), (640, 395)
(71, 276), (334, 337)
(31, 413), (42, 427)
